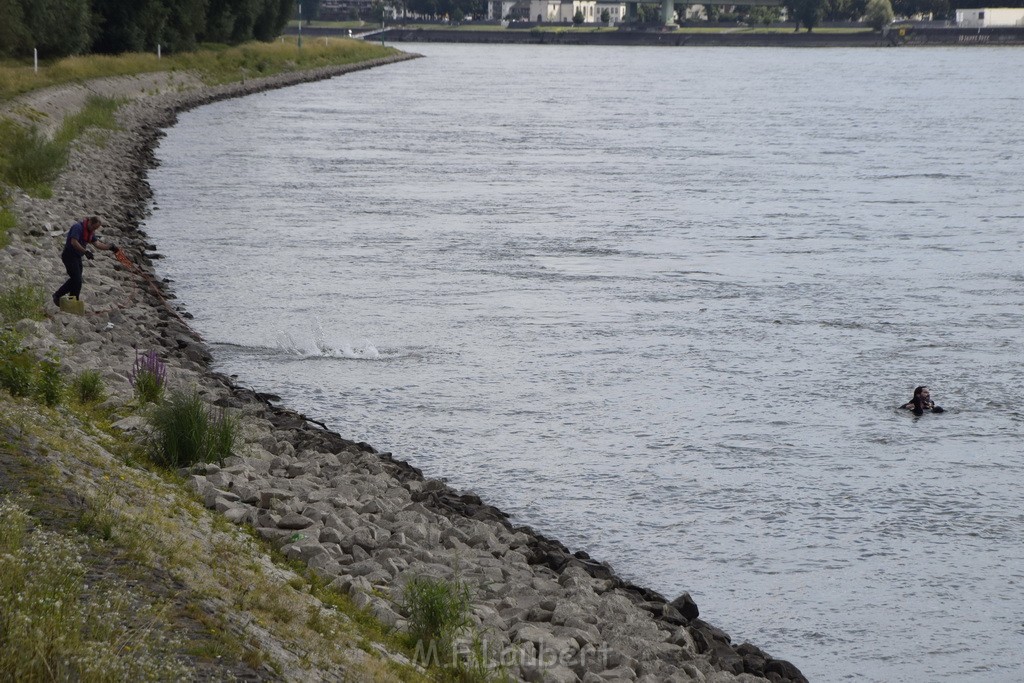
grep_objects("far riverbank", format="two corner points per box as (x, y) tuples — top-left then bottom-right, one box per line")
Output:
(287, 24), (1024, 47)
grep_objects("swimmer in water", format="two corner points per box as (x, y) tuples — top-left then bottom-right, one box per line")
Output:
(900, 386), (945, 416)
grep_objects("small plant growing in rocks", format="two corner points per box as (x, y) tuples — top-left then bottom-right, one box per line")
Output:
(0, 191), (15, 249)
(403, 575), (473, 672)
(0, 284), (46, 324)
(0, 329), (35, 397)
(130, 348), (166, 403)
(71, 369), (106, 405)
(147, 389), (239, 468)
(34, 351), (64, 407)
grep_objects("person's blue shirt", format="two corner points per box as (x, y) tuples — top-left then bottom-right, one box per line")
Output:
(63, 220), (94, 257)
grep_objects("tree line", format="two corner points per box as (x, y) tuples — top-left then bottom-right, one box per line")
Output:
(0, 0), (296, 59)
(797, 0), (1023, 25)
(785, 0), (1024, 30)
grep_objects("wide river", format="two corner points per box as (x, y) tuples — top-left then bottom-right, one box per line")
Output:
(145, 44), (1024, 682)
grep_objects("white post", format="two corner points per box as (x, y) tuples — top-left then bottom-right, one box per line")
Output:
(34, 48), (38, 73)
(157, 44), (162, 59)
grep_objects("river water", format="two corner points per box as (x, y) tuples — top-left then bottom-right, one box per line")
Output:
(144, 44), (1024, 682)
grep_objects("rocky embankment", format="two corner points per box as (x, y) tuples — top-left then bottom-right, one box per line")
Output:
(2, 56), (807, 683)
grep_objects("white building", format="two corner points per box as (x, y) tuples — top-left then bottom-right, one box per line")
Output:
(596, 1), (627, 24)
(529, 0), (598, 22)
(955, 7), (1024, 27)
(487, 0), (531, 20)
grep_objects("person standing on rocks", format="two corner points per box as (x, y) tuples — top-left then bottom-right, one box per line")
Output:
(52, 216), (118, 307)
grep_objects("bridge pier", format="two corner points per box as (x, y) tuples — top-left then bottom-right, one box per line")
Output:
(661, 0), (676, 26)
(624, 1), (678, 27)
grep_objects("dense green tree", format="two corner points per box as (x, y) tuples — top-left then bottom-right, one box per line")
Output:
(204, 0), (259, 43)
(92, 0), (209, 53)
(636, 3), (660, 22)
(600, 7), (609, 21)
(94, 0), (144, 53)
(0, 0), (30, 57)
(747, 5), (782, 24)
(865, 0), (893, 27)
(20, 0), (93, 57)
(573, 7), (584, 23)
(252, 0), (293, 40)
(786, 0), (825, 30)
(823, 0), (867, 20)
(892, 0), (950, 17)
(1, 0), (297, 58)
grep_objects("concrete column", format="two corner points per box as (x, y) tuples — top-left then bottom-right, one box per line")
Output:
(661, 0), (676, 26)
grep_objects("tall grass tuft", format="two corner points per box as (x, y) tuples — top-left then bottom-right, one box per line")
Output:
(0, 191), (15, 249)
(0, 96), (122, 196)
(0, 119), (66, 195)
(130, 348), (166, 403)
(403, 575), (473, 669)
(147, 389), (240, 468)
(71, 369), (106, 404)
(208, 406), (240, 465)
(0, 283), (46, 323)
(0, 329), (35, 397)
(35, 351), (63, 407)
(55, 95), (122, 146)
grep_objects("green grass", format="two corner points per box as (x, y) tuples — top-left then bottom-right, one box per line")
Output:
(147, 390), (240, 468)
(35, 352), (64, 407)
(402, 576), (472, 669)
(0, 498), (188, 680)
(0, 329), (35, 397)
(0, 95), (122, 196)
(0, 38), (399, 102)
(71, 369), (107, 405)
(0, 191), (16, 249)
(132, 369), (164, 404)
(289, 20), (371, 29)
(56, 95), (123, 146)
(0, 119), (66, 195)
(0, 283), (46, 323)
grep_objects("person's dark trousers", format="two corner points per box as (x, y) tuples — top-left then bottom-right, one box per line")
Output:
(54, 251), (83, 300)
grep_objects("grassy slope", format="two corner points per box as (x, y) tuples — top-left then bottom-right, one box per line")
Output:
(0, 36), (399, 103)
(0, 392), (423, 681)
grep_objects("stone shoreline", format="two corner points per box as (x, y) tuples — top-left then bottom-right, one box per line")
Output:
(3, 55), (808, 683)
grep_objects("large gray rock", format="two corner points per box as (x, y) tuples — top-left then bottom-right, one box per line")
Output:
(347, 559), (387, 579)
(522, 663), (578, 683)
(258, 488), (293, 509)
(277, 512), (315, 530)
(512, 623), (579, 661)
(224, 506), (255, 525)
(205, 486), (240, 507)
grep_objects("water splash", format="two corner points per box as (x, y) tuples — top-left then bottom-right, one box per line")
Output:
(275, 321), (381, 360)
